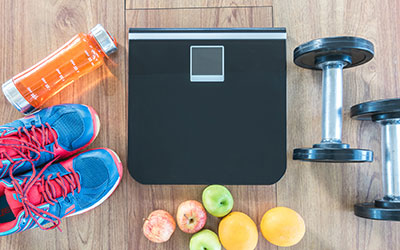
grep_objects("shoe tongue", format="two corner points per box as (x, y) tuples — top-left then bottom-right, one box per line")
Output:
(0, 134), (25, 158)
(4, 178), (73, 216)
(0, 128), (57, 159)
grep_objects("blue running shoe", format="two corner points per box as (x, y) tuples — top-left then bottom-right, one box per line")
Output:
(0, 104), (100, 178)
(0, 148), (122, 235)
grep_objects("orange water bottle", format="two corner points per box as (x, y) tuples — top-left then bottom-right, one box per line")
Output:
(2, 24), (117, 114)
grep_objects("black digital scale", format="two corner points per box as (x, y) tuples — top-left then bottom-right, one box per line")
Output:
(128, 28), (287, 185)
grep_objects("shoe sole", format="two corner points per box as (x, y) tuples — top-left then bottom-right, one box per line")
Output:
(66, 149), (123, 217)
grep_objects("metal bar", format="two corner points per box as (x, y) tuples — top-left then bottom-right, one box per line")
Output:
(320, 61), (345, 143)
(381, 120), (400, 199)
(129, 32), (287, 40)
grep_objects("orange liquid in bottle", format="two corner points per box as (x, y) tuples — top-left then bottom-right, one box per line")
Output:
(2, 24), (117, 114)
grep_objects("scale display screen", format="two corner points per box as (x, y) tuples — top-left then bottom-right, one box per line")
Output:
(190, 46), (224, 82)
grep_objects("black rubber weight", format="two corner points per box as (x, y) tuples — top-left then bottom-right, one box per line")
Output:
(355, 202), (400, 221)
(351, 98), (400, 120)
(375, 199), (400, 209)
(294, 36), (374, 70)
(293, 148), (373, 162)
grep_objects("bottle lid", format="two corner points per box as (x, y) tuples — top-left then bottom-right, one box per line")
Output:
(90, 24), (118, 56)
(2, 79), (35, 114)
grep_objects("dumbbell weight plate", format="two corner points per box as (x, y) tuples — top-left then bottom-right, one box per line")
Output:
(293, 146), (373, 162)
(351, 98), (400, 220)
(294, 36), (374, 70)
(351, 98), (400, 120)
(375, 199), (400, 209)
(355, 202), (400, 221)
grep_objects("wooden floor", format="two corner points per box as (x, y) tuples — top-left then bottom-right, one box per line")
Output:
(0, 0), (399, 249)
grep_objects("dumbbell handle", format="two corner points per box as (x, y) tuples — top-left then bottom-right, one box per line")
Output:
(381, 120), (400, 199)
(321, 61), (345, 143)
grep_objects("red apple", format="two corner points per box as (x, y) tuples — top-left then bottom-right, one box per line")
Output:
(143, 210), (176, 243)
(176, 200), (207, 234)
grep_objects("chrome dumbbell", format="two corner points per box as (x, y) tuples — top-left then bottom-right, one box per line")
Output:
(293, 36), (374, 162)
(351, 98), (400, 220)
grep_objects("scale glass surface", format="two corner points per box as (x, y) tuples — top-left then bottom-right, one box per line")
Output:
(128, 28), (287, 185)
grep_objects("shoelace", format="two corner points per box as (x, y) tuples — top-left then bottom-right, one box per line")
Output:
(9, 157), (81, 231)
(0, 122), (59, 172)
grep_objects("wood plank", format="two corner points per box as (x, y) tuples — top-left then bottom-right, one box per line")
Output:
(126, 0), (272, 10)
(0, 0), (127, 249)
(273, 0), (400, 249)
(127, 7), (273, 28)
(126, 7), (277, 250)
(6, 1), (399, 249)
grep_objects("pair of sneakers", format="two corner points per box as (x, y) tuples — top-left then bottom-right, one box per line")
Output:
(0, 104), (123, 235)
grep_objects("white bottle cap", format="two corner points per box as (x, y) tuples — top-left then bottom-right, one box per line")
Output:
(90, 24), (118, 56)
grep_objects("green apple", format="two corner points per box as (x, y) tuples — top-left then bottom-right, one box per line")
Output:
(190, 229), (221, 250)
(202, 185), (233, 217)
